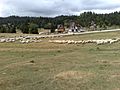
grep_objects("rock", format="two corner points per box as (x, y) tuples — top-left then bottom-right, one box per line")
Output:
(30, 60), (35, 63)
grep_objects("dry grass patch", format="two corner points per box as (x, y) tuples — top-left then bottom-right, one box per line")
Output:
(0, 48), (13, 51)
(54, 71), (93, 80)
(3, 61), (35, 69)
(96, 60), (109, 64)
(111, 74), (120, 78)
(113, 88), (120, 90)
(111, 61), (120, 65)
(96, 60), (120, 65)
(110, 74), (120, 79)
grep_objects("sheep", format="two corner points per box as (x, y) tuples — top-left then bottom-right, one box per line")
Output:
(117, 38), (120, 41)
(74, 41), (81, 44)
(25, 40), (30, 43)
(56, 40), (66, 44)
(0, 39), (6, 43)
(8, 38), (16, 42)
(49, 39), (119, 45)
(20, 40), (26, 44)
(33, 40), (42, 43)
(67, 40), (75, 44)
(77, 41), (82, 44)
(49, 40), (61, 44)
(109, 40), (118, 44)
(96, 40), (108, 45)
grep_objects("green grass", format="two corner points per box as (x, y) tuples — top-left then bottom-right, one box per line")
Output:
(0, 31), (120, 90)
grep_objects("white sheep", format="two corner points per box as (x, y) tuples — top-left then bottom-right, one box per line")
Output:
(0, 39), (6, 43)
(109, 40), (118, 44)
(67, 40), (75, 44)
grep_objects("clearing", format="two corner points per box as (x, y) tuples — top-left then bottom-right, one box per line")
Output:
(0, 31), (120, 90)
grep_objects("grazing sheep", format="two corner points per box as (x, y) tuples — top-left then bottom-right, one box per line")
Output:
(48, 38), (120, 45)
(68, 40), (75, 44)
(77, 41), (82, 44)
(0, 39), (6, 43)
(20, 40), (27, 44)
(109, 40), (118, 44)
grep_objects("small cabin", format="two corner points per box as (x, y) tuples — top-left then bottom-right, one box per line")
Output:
(56, 24), (65, 33)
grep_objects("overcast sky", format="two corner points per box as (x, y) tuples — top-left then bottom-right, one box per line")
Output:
(0, 0), (120, 17)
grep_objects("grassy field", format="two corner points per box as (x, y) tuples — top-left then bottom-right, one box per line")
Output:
(0, 31), (120, 90)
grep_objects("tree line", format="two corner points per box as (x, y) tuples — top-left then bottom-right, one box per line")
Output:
(0, 11), (120, 34)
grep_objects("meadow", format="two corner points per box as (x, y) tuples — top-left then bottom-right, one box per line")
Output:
(0, 31), (120, 90)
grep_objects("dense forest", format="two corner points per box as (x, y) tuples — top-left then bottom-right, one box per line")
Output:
(0, 11), (120, 34)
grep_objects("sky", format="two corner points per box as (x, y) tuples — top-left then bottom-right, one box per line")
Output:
(0, 0), (120, 17)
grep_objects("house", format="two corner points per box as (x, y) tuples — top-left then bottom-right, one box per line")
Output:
(68, 22), (84, 33)
(56, 24), (65, 33)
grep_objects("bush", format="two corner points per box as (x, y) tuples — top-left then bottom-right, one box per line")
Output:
(0, 26), (5, 33)
(20, 24), (29, 34)
(29, 23), (39, 34)
(0, 24), (16, 33)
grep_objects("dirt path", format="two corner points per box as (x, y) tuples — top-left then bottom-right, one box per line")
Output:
(38, 29), (120, 38)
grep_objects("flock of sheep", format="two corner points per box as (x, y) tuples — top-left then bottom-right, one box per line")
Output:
(49, 38), (120, 45)
(0, 34), (120, 45)
(0, 34), (65, 44)
(0, 36), (42, 44)
(0, 35), (61, 44)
